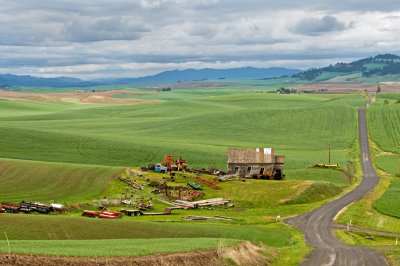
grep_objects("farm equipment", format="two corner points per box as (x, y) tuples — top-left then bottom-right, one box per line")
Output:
(155, 163), (168, 173)
(82, 208), (122, 219)
(181, 190), (205, 201)
(1, 201), (62, 214)
(120, 209), (143, 216)
(194, 176), (221, 189)
(154, 155), (188, 172)
(314, 164), (338, 168)
(175, 157), (187, 171)
(1, 203), (19, 213)
(120, 207), (180, 216)
(184, 190), (205, 198)
(188, 181), (203, 190)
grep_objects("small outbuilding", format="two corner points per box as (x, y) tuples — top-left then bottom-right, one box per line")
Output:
(227, 148), (285, 179)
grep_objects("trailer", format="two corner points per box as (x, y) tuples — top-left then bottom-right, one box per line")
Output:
(120, 209), (143, 216)
(120, 207), (179, 216)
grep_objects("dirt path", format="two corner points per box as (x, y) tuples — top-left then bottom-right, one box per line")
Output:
(286, 104), (386, 265)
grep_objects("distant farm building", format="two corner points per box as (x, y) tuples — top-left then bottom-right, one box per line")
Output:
(227, 148), (285, 179)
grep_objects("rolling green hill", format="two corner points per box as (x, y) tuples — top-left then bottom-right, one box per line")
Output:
(0, 88), (365, 263)
(293, 54), (400, 83)
(0, 93), (364, 170)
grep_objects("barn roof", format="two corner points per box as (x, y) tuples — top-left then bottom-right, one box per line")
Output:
(227, 148), (276, 164)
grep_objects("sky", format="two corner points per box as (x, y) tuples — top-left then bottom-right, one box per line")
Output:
(1, 0), (400, 79)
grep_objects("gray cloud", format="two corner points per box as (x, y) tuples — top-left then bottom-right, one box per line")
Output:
(62, 17), (150, 42)
(0, 1), (400, 78)
(291, 16), (349, 36)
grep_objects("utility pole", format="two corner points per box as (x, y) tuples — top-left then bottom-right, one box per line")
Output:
(329, 144), (331, 165)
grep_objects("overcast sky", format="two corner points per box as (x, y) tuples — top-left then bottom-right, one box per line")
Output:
(1, 0), (400, 79)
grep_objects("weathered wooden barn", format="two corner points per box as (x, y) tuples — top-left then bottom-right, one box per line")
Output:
(226, 148), (285, 179)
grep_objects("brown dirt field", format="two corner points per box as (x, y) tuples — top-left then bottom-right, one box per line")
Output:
(0, 90), (159, 104)
(296, 83), (400, 93)
(0, 242), (271, 266)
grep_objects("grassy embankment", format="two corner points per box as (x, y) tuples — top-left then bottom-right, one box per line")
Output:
(0, 89), (364, 262)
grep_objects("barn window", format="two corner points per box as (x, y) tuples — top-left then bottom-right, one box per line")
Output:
(234, 167), (239, 173)
(247, 166), (251, 173)
(260, 167), (265, 174)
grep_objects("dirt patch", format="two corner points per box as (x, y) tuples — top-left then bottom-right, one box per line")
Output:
(0, 90), (159, 104)
(0, 249), (219, 266)
(218, 241), (273, 266)
(376, 151), (397, 157)
(0, 242), (271, 266)
(296, 82), (400, 93)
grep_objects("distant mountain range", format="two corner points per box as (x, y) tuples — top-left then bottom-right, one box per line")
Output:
(0, 67), (301, 88)
(100, 67), (302, 85)
(2, 54), (400, 88)
(0, 74), (100, 88)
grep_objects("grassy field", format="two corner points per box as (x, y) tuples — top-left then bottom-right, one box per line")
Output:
(0, 158), (120, 203)
(375, 155), (399, 176)
(335, 230), (400, 265)
(285, 168), (350, 187)
(368, 94), (400, 153)
(0, 214), (293, 244)
(373, 177), (400, 218)
(0, 93), (364, 170)
(0, 213), (310, 263)
(0, 238), (238, 257)
(0, 87), (366, 263)
(337, 166), (400, 234)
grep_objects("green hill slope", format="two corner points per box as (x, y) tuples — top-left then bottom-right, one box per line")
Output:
(0, 158), (120, 202)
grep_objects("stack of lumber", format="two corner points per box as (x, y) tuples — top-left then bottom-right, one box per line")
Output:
(171, 198), (230, 208)
(181, 215), (234, 221)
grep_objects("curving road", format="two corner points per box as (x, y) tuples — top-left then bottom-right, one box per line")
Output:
(286, 107), (386, 265)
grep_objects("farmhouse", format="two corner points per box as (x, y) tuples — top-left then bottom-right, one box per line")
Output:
(227, 148), (285, 179)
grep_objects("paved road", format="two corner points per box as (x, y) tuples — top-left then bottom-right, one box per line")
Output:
(286, 107), (386, 266)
